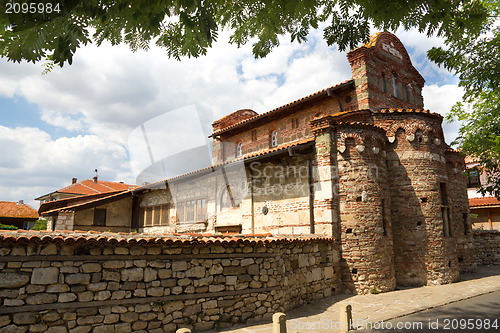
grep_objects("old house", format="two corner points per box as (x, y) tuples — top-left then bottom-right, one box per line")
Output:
(37, 177), (137, 232)
(38, 191), (133, 232)
(43, 32), (475, 293)
(0, 200), (39, 229)
(466, 157), (500, 230)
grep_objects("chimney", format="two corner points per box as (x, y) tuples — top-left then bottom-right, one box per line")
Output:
(17, 200), (24, 205)
(72, 178), (77, 184)
(93, 176), (98, 183)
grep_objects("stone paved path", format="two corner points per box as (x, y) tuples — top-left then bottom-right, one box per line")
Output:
(210, 265), (500, 333)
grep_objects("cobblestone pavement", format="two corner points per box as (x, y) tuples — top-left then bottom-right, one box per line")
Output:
(211, 265), (500, 333)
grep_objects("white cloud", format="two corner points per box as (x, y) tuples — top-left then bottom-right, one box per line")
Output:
(422, 84), (464, 144)
(0, 125), (130, 207)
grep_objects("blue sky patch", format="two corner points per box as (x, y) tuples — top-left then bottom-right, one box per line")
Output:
(0, 95), (81, 139)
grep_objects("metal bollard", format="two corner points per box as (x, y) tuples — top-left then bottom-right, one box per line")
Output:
(272, 312), (287, 333)
(176, 328), (191, 333)
(339, 304), (353, 332)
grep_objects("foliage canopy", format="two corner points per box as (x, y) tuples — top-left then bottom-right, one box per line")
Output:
(427, 1), (500, 197)
(0, 0), (489, 67)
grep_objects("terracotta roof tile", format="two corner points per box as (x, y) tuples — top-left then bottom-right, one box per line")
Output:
(445, 147), (461, 154)
(210, 79), (354, 136)
(469, 197), (500, 208)
(373, 108), (443, 119)
(0, 201), (38, 219)
(0, 230), (333, 246)
(57, 179), (137, 196)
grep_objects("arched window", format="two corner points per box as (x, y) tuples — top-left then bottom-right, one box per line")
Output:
(405, 84), (411, 103)
(392, 74), (398, 97)
(382, 76), (388, 93)
(236, 142), (242, 157)
(271, 130), (278, 147)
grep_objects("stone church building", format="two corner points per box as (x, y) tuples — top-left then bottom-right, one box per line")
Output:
(41, 32), (475, 293)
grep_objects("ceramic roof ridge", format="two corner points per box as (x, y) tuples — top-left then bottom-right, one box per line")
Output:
(0, 230), (334, 245)
(373, 108), (442, 118)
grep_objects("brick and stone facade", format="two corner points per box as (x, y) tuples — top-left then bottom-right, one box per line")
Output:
(130, 32), (475, 293)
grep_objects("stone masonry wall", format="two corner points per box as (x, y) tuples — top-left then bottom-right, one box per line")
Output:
(336, 126), (396, 294)
(474, 230), (500, 265)
(375, 112), (460, 286)
(0, 232), (338, 332)
(446, 151), (476, 272)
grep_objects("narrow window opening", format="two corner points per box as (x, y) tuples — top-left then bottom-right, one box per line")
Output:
(440, 183), (451, 236)
(440, 183), (448, 205)
(352, 268), (358, 274)
(251, 130), (257, 142)
(382, 199), (387, 236)
(414, 130), (424, 149)
(382, 76), (388, 93)
(392, 74), (398, 97)
(421, 197), (427, 203)
(405, 85), (411, 103)
(236, 142), (242, 157)
(271, 130), (278, 147)
(463, 213), (469, 235)
(346, 228), (353, 234)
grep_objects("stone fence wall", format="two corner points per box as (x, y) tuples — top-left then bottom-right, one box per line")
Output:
(0, 232), (338, 332)
(473, 230), (500, 265)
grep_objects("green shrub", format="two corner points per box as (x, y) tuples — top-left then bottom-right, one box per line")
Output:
(0, 224), (18, 230)
(31, 219), (48, 231)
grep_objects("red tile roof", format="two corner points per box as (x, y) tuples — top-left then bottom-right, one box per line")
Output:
(36, 179), (137, 201)
(57, 179), (136, 195)
(0, 229), (333, 246)
(0, 201), (39, 219)
(469, 197), (500, 208)
(373, 108), (443, 119)
(210, 79), (354, 136)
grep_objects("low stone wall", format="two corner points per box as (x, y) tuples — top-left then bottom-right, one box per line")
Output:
(0, 231), (338, 332)
(474, 230), (500, 265)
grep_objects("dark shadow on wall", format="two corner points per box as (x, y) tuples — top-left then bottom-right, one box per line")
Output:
(386, 129), (430, 287)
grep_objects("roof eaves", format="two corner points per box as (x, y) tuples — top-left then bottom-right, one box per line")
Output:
(133, 139), (315, 193)
(209, 79), (354, 137)
(41, 191), (132, 215)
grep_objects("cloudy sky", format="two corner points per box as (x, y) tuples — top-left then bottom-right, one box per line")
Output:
(0, 26), (464, 208)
